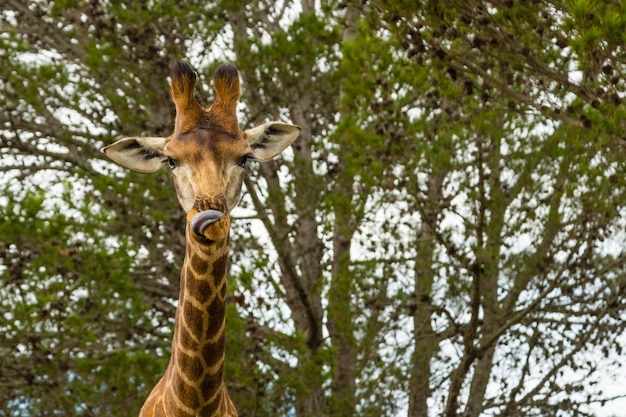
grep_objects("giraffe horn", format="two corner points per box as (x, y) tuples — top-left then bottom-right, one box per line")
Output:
(210, 63), (241, 135)
(213, 63), (241, 107)
(170, 61), (202, 133)
(170, 61), (199, 112)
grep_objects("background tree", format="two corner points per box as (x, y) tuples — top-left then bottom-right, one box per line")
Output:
(1, 1), (625, 417)
(370, 2), (626, 416)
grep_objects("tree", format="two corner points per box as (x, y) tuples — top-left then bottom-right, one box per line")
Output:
(369, 1), (626, 415)
(0, 186), (162, 415)
(1, 1), (625, 416)
(1, 0), (191, 414)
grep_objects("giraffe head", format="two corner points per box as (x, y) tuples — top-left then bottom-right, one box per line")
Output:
(103, 61), (300, 240)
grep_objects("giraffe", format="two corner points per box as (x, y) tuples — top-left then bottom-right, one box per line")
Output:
(102, 61), (300, 417)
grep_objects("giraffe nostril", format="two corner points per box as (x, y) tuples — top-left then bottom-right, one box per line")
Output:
(191, 209), (223, 237)
(194, 195), (227, 213)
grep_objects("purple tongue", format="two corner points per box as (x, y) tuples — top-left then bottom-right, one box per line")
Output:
(191, 209), (224, 236)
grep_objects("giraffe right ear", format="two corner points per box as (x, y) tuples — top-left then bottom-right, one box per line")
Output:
(102, 137), (167, 173)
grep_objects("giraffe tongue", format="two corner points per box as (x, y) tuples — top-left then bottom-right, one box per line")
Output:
(191, 209), (224, 236)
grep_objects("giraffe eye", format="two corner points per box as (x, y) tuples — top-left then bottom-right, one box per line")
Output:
(238, 154), (252, 169)
(162, 157), (178, 170)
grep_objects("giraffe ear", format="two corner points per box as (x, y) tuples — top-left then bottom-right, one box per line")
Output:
(244, 122), (301, 162)
(102, 137), (167, 173)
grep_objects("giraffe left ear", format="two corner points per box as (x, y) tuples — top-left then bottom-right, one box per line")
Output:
(244, 122), (301, 162)
(102, 136), (167, 173)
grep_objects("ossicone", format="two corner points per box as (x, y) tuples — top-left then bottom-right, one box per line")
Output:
(213, 62), (241, 105)
(171, 61), (197, 86)
(170, 60), (199, 114)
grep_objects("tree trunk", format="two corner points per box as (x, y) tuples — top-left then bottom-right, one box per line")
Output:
(408, 172), (445, 417)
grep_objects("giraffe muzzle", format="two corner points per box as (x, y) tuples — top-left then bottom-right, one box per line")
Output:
(191, 209), (224, 237)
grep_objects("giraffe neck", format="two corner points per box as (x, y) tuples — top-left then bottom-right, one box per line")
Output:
(164, 221), (231, 415)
